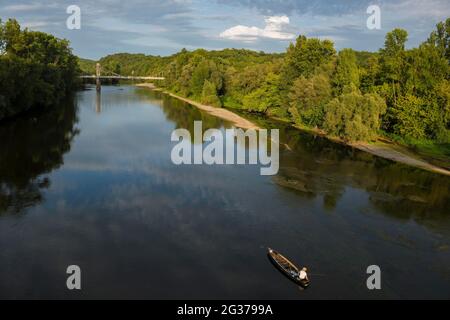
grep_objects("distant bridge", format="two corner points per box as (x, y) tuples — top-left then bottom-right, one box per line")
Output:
(81, 63), (165, 91)
(80, 75), (165, 80)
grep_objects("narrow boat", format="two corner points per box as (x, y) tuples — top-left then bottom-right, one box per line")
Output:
(267, 248), (310, 288)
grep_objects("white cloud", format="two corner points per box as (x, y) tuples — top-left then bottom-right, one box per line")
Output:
(219, 15), (295, 42)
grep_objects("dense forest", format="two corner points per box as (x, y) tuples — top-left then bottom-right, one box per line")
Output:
(81, 19), (450, 158)
(0, 19), (79, 121)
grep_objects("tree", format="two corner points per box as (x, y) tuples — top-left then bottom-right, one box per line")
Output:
(436, 80), (450, 142)
(0, 19), (79, 121)
(201, 80), (221, 107)
(2, 19), (22, 56)
(379, 29), (408, 103)
(428, 18), (450, 63)
(323, 90), (387, 141)
(404, 43), (448, 96)
(288, 73), (332, 126)
(242, 73), (281, 113)
(389, 94), (430, 139)
(360, 55), (380, 93)
(0, 19), (5, 55)
(280, 35), (336, 99)
(72, 21), (450, 145)
(333, 49), (360, 95)
(190, 58), (223, 97)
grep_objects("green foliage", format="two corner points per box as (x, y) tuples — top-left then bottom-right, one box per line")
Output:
(379, 28), (408, 100)
(436, 80), (450, 135)
(201, 80), (221, 107)
(242, 73), (281, 113)
(0, 19), (79, 121)
(360, 55), (380, 93)
(282, 36), (336, 82)
(333, 49), (360, 95)
(391, 95), (428, 139)
(77, 58), (96, 75)
(0, 19), (5, 54)
(73, 18), (450, 146)
(404, 43), (448, 96)
(389, 94), (445, 140)
(428, 18), (450, 63)
(288, 73), (331, 126)
(378, 22), (450, 141)
(324, 90), (387, 142)
(191, 58), (222, 97)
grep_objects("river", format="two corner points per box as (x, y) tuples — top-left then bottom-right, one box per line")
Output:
(0, 85), (449, 299)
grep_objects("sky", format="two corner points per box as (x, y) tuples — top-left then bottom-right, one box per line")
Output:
(1, 0), (449, 59)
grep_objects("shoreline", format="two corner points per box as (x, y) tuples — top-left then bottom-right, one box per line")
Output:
(136, 83), (450, 177)
(136, 83), (259, 130)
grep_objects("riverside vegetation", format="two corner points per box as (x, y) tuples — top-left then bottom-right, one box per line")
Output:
(81, 19), (450, 168)
(0, 19), (79, 121)
(1, 17), (449, 168)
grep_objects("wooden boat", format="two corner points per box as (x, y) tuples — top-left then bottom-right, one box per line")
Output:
(267, 248), (310, 288)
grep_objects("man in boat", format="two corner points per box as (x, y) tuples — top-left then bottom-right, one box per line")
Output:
(298, 267), (309, 282)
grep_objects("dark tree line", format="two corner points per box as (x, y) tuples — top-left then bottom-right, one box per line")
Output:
(0, 19), (80, 121)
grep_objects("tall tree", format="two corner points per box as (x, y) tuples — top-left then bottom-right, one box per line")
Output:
(281, 35), (336, 92)
(324, 90), (387, 141)
(333, 49), (360, 95)
(360, 55), (380, 93)
(428, 18), (450, 63)
(289, 73), (332, 126)
(242, 73), (281, 114)
(201, 80), (221, 107)
(0, 19), (5, 54)
(380, 29), (408, 100)
(0, 19), (79, 121)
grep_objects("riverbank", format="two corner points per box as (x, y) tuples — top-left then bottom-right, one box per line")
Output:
(136, 83), (259, 130)
(136, 83), (450, 177)
(352, 142), (450, 176)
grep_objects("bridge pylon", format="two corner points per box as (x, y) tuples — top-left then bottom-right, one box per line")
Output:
(96, 63), (101, 92)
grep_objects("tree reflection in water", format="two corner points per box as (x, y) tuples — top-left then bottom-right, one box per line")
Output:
(270, 123), (450, 232)
(144, 89), (450, 232)
(0, 97), (79, 215)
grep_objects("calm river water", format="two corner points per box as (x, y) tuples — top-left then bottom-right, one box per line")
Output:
(0, 85), (449, 299)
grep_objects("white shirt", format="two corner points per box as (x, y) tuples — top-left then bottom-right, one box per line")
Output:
(299, 270), (307, 280)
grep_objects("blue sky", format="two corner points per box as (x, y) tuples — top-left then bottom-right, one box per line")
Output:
(1, 0), (449, 59)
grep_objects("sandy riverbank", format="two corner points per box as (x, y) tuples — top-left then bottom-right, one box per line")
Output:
(137, 83), (259, 130)
(136, 83), (450, 176)
(352, 142), (450, 176)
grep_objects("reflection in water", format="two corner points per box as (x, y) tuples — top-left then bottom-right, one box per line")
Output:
(96, 90), (102, 114)
(0, 85), (449, 299)
(137, 90), (232, 140)
(271, 126), (450, 232)
(144, 88), (450, 232)
(0, 98), (79, 215)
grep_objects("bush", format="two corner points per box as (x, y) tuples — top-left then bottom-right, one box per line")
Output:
(242, 73), (281, 114)
(324, 90), (387, 141)
(201, 80), (221, 107)
(389, 95), (431, 139)
(288, 73), (331, 126)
